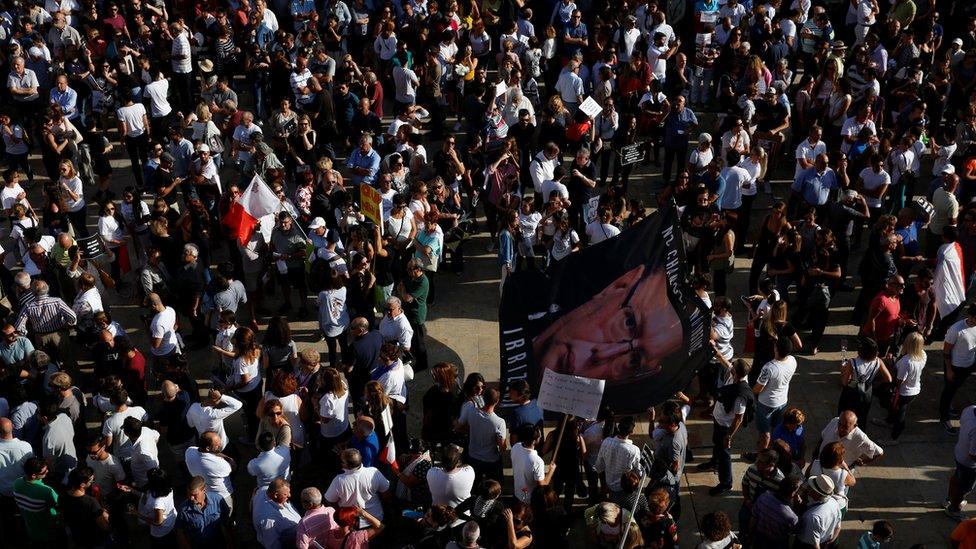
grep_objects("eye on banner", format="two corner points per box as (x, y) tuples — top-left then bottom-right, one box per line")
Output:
(499, 205), (713, 415)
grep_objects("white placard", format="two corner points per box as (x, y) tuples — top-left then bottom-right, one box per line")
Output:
(579, 96), (603, 119)
(537, 369), (605, 419)
(495, 81), (508, 98)
(584, 195), (602, 224)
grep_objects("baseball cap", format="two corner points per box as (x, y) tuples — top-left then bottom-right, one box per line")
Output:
(942, 164), (956, 175)
(699, 133), (712, 143)
(198, 144), (211, 153)
(308, 217), (326, 230)
(953, 38), (964, 46)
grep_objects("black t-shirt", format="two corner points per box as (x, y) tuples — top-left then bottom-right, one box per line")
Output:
(62, 493), (110, 547)
(568, 159), (598, 203)
(421, 387), (461, 443)
(155, 169), (179, 206)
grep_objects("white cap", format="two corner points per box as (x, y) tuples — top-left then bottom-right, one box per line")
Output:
(942, 164), (956, 175)
(197, 144), (211, 153)
(308, 217), (327, 229)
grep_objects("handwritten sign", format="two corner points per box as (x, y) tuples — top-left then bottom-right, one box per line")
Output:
(585, 195), (601, 224)
(537, 369), (606, 419)
(619, 143), (646, 166)
(359, 184), (384, 234)
(579, 96), (603, 119)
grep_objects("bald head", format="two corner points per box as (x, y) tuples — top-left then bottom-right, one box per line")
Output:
(161, 380), (179, 400)
(146, 293), (163, 310)
(0, 418), (12, 439)
(201, 431), (221, 451)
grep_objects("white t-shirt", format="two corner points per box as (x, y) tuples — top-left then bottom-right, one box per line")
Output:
(947, 319), (976, 368)
(61, 176), (84, 212)
(130, 427), (161, 487)
(324, 466), (390, 520)
(233, 124), (261, 162)
(550, 229), (580, 261)
(426, 465), (475, 507)
(858, 167), (890, 208)
(795, 139), (827, 179)
(233, 355), (262, 393)
(185, 395), (243, 450)
(540, 179), (569, 202)
(101, 406), (149, 461)
(0, 183), (25, 211)
(374, 360), (407, 404)
(185, 447), (234, 498)
(756, 356), (798, 407)
(818, 417), (884, 465)
(895, 353), (925, 396)
(150, 307), (179, 356)
(585, 221), (621, 245)
(319, 390), (350, 438)
(510, 443), (545, 503)
(117, 102), (148, 137)
(797, 496), (843, 546)
(247, 445), (291, 489)
(143, 79), (172, 117)
(140, 492), (177, 537)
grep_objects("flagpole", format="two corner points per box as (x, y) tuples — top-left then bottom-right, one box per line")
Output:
(549, 414), (570, 465)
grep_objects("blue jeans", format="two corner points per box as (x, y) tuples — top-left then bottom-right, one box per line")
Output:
(691, 67), (714, 105)
(755, 401), (785, 433)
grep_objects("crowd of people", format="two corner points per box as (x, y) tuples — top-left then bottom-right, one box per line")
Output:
(1, 0), (976, 546)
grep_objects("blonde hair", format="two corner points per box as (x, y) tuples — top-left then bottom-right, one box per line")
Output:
(59, 159), (76, 179)
(900, 332), (925, 361)
(764, 300), (788, 339)
(751, 145), (768, 181)
(195, 102), (213, 122)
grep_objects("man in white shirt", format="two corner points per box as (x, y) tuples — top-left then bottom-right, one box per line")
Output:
(378, 297), (413, 350)
(947, 404), (976, 520)
(186, 388), (244, 451)
(232, 111), (261, 168)
(753, 337), (797, 452)
(122, 417), (160, 488)
(795, 125), (827, 179)
(585, 207), (621, 245)
(797, 475), (842, 546)
(248, 432), (291, 490)
(426, 444), (475, 510)
(185, 431), (237, 509)
(117, 89), (151, 189)
(942, 304), (976, 432)
(554, 61), (584, 114)
(392, 52), (419, 108)
(529, 143), (561, 202)
(253, 478), (302, 549)
(816, 411), (883, 467)
(168, 21), (193, 111)
(840, 105), (877, 154)
(143, 68), (173, 142)
(540, 166), (570, 204)
(510, 425), (555, 503)
(595, 416), (641, 493)
(146, 293), (180, 359)
(101, 389), (149, 462)
(324, 448), (390, 525)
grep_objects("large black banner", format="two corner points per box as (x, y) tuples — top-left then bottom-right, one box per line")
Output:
(499, 205), (713, 414)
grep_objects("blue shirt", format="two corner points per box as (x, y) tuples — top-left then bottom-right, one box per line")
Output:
(563, 22), (588, 56)
(350, 431), (379, 467)
(346, 147), (381, 186)
(704, 172), (726, 203)
(664, 107), (699, 148)
(791, 167), (835, 206)
(290, 0), (314, 17)
(508, 400), (544, 433)
(895, 221), (922, 257)
(0, 336), (33, 367)
(177, 491), (231, 546)
(50, 87), (78, 119)
(498, 229), (515, 268)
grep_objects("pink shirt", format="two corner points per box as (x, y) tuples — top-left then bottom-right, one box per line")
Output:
(296, 506), (338, 549)
(326, 529), (369, 549)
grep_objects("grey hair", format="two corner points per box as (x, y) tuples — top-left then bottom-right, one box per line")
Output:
(31, 280), (49, 297)
(386, 296), (401, 309)
(183, 243), (199, 258)
(300, 487), (322, 507)
(461, 521), (481, 544)
(14, 272), (30, 290)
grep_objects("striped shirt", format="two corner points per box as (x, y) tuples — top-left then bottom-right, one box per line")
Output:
(13, 477), (59, 541)
(295, 505), (337, 549)
(15, 295), (77, 335)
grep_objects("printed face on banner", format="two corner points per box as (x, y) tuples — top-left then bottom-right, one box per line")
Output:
(533, 264), (683, 383)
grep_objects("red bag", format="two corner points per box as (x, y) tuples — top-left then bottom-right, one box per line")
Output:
(744, 320), (756, 354)
(118, 244), (132, 274)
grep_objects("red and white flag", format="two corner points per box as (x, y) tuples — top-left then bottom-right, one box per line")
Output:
(223, 175), (280, 245)
(379, 407), (399, 472)
(935, 241), (966, 318)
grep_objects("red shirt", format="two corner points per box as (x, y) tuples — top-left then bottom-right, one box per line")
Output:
(867, 293), (901, 343)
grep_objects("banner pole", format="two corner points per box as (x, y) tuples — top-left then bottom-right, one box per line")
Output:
(549, 414), (569, 465)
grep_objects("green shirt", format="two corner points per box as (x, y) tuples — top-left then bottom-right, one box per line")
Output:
(403, 274), (429, 326)
(13, 477), (59, 541)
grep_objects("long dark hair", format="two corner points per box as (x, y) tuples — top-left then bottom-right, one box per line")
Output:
(263, 316), (293, 347)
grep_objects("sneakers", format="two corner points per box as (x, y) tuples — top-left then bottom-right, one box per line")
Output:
(708, 485), (732, 496)
(695, 461), (717, 472)
(944, 421), (960, 435)
(945, 505), (967, 522)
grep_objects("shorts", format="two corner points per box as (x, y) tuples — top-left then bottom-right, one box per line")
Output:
(755, 401), (786, 434)
(955, 461), (976, 495)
